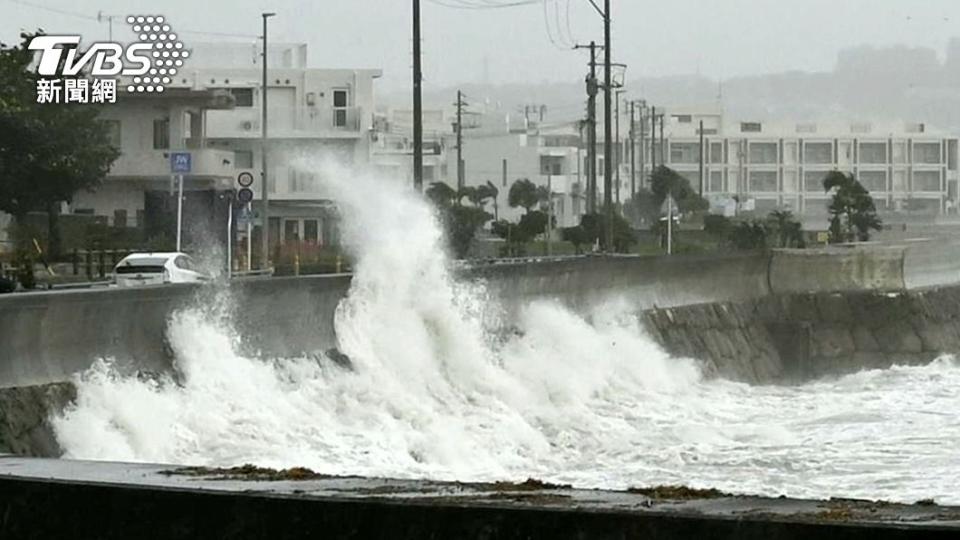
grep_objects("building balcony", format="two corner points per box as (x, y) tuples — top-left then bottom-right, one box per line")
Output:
(107, 148), (236, 179)
(205, 106), (365, 139)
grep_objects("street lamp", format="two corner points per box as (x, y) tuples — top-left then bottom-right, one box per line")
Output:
(260, 12), (275, 271)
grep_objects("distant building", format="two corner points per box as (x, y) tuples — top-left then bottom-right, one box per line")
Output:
(643, 106), (960, 220)
(460, 109), (585, 228)
(370, 108), (452, 187)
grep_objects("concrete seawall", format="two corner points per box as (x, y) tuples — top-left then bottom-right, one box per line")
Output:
(644, 285), (960, 384)
(3, 240), (960, 390)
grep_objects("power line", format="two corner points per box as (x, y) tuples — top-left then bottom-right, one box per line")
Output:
(424, 0), (540, 9)
(6, 0), (97, 21)
(6, 1), (258, 39)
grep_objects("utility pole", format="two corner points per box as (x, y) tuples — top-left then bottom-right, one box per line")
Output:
(699, 119), (705, 196)
(260, 12), (275, 270)
(413, 0), (423, 191)
(650, 106), (657, 173)
(575, 41), (599, 214)
(546, 174), (553, 256)
(638, 102), (645, 188)
(615, 89), (626, 205)
(629, 100), (636, 200)
(659, 113), (665, 165)
(455, 90), (465, 190)
(603, 0), (612, 251)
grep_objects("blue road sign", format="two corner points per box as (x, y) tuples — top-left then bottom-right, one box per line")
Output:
(170, 152), (191, 173)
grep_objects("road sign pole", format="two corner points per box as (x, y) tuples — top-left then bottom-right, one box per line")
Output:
(227, 199), (233, 279)
(246, 203), (252, 271)
(176, 174), (184, 251)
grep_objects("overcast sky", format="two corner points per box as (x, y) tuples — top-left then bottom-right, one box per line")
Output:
(3, 0), (959, 92)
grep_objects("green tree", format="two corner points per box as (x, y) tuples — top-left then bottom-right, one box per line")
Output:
(703, 214), (732, 238)
(508, 178), (539, 212)
(649, 165), (709, 214)
(822, 171), (882, 242)
(623, 188), (660, 226)
(0, 32), (121, 258)
(728, 220), (769, 250)
(766, 209), (805, 248)
(425, 182), (491, 258)
(426, 181), (457, 207)
(727, 210), (805, 251)
(579, 212), (636, 253)
(561, 225), (590, 254)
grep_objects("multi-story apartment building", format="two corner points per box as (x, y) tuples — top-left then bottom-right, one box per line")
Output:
(370, 108), (451, 187)
(69, 87), (236, 236)
(640, 107), (960, 220)
(460, 111), (585, 227)
(182, 43), (382, 248)
(28, 43), (383, 257)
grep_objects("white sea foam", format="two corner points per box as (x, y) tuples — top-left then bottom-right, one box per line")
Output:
(53, 162), (960, 504)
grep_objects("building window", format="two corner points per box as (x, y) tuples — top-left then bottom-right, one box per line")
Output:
(709, 142), (723, 164)
(914, 143), (941, 164)
(740, 122), (762, 133)
(113, 209), (127, 228)
(749, 170), (778, 192)
(153, 118), (170, 149)
(304, 219), (319, 244)
(673, 114), (692, 123)
(859, 143), (887, 164)
(231, 88), (254, 107)
(709, 171), (724, 192)
(858, 170), (887, 192)
(914, 170), (941, 192)
(234, 150), (254, 168)
(284, 220), (300, 243)
(804, 142), (832, 164)
(748, 142), (777, 164)
(804, 170), (828, 192)
(540, 155), (563, 175)
(102, 119), (121, 148)
(333, 89), (348, 127)
(796, 123), (817, 134)
(851, 122), (872, 134)
(669, 142), (700, 164)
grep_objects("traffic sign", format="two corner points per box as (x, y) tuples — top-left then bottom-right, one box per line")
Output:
(237, 171), (254, 187)
(170, 152), (191, 173)
(237, 187), (254, 204)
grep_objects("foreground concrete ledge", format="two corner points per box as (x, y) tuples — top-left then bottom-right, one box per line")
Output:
(1, 457), (959, 539)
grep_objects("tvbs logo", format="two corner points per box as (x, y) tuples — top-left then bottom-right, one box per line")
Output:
(30, 15), (189, 104)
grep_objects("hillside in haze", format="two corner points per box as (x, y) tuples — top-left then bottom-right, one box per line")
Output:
(383, 39), (960, 131)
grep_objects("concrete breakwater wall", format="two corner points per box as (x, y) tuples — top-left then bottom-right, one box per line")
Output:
(644, 285), (960, 384)
(2, 240), (959, 390)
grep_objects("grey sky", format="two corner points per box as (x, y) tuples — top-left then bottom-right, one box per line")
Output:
(3, 0), (958, 92)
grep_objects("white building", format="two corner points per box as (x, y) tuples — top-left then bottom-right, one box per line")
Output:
(71, 87), (236, 233)
(179, 43), (382, 248)
(23, 43), (384, 259)
(371, 108), (451, 186)
(460, 110), (586, 228)
(638, 107), (960, 221)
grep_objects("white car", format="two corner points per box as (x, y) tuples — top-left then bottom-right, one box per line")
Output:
(113, 252), (209, 287)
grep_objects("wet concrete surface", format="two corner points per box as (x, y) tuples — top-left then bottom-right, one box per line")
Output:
(1, 456), (958, 539)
